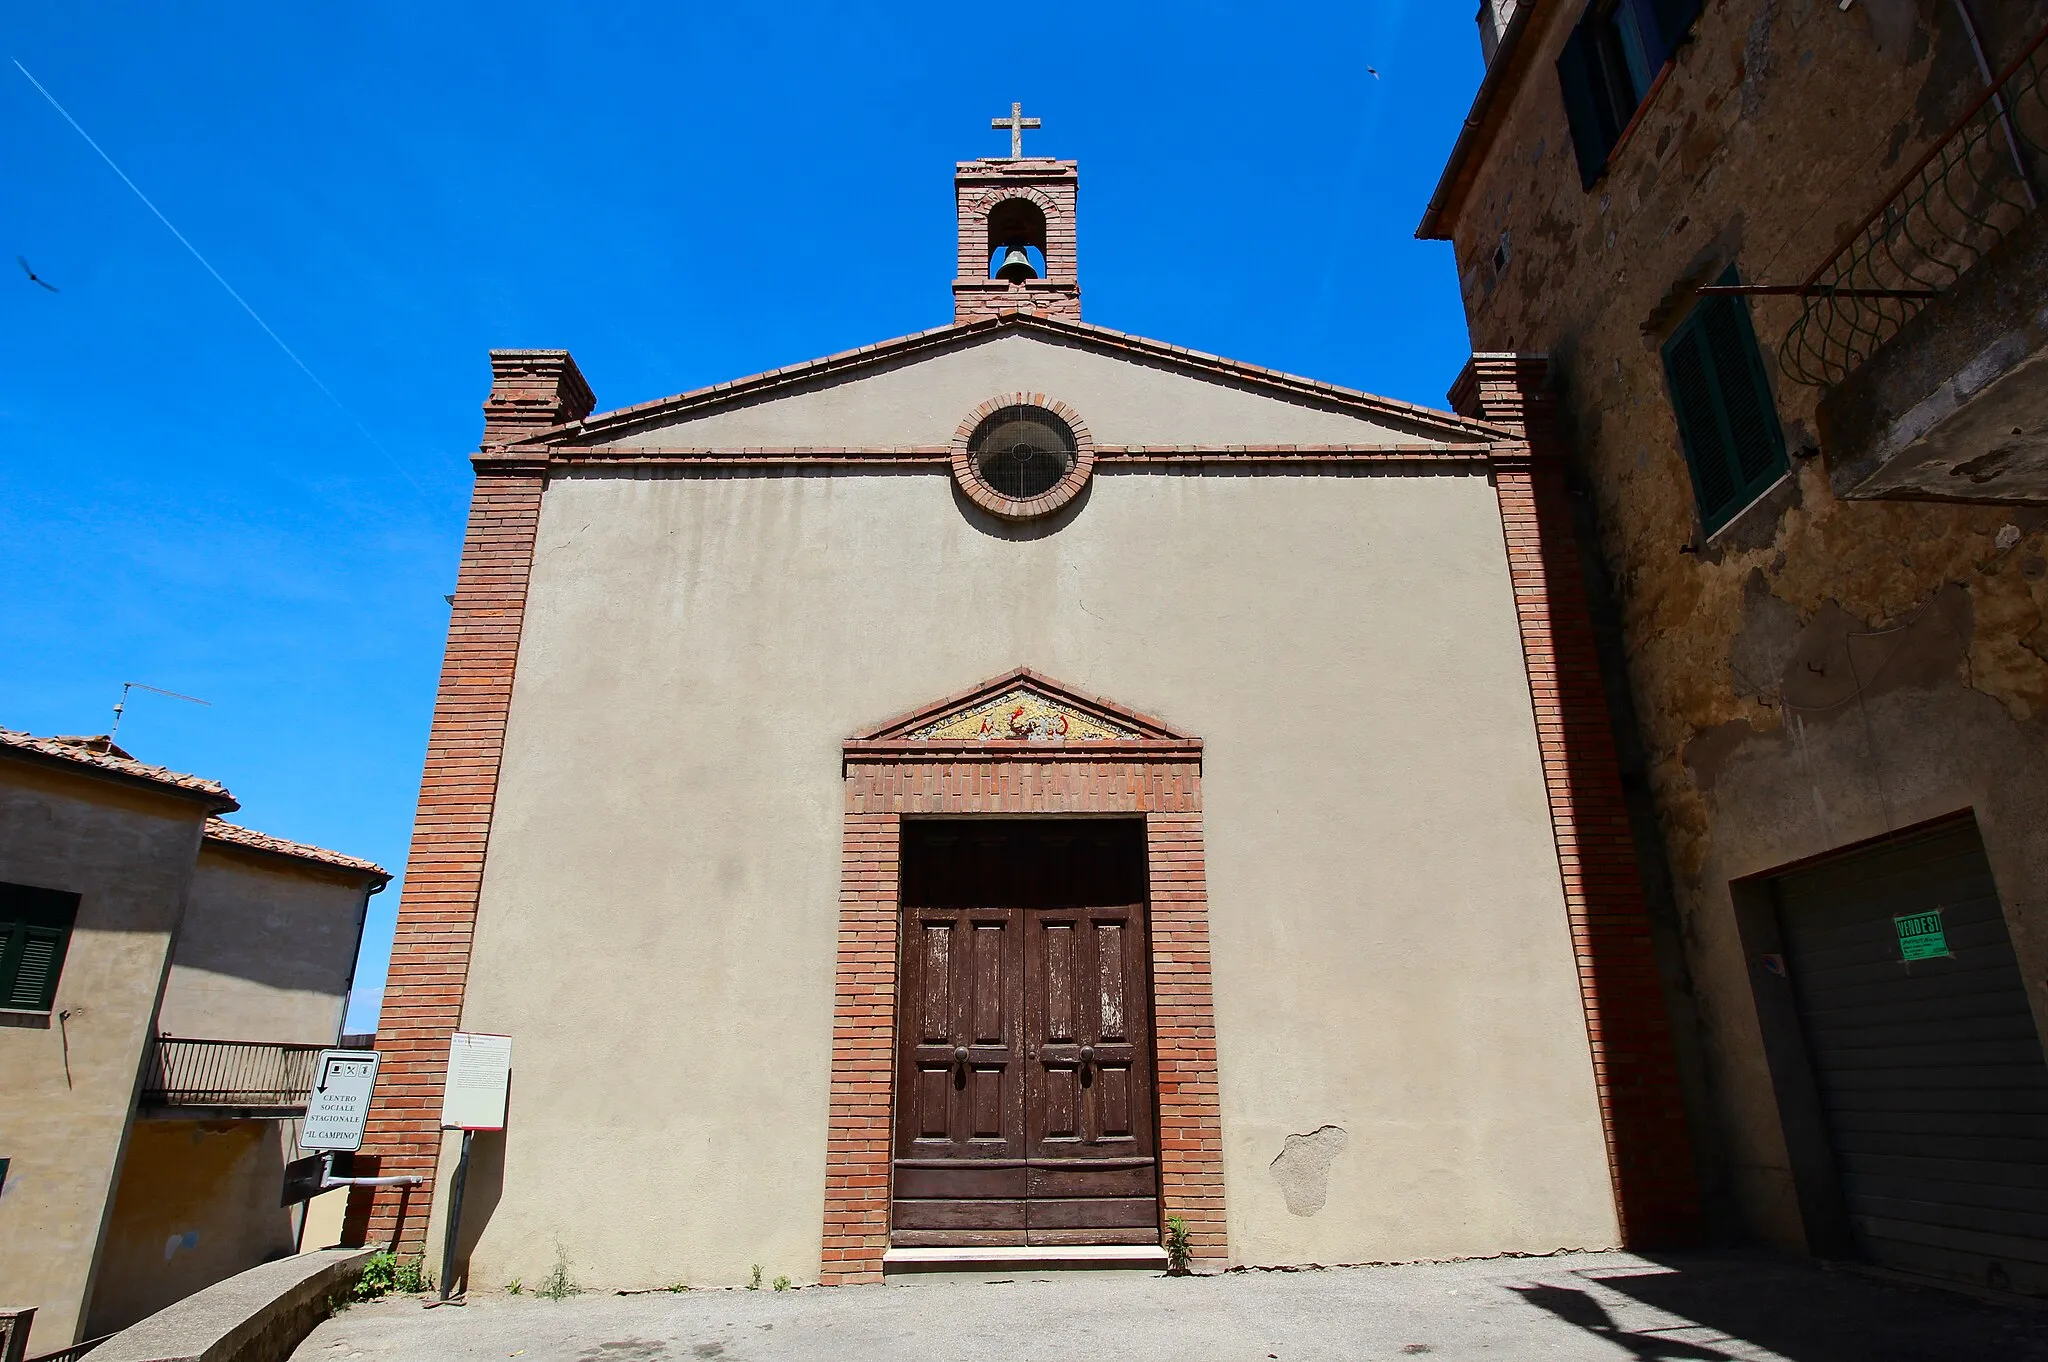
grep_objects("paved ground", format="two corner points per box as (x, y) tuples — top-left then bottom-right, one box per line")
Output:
(297, 1251), (2048, 1362)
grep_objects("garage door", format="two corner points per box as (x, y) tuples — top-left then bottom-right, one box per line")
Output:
(1775, 818), (2048, 1296)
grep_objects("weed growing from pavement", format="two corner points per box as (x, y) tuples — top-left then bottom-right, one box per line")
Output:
(505, 1278), (523, 1295)
(747, 1265), (763, 1291)
(536, 1250), (580, 1300)
(354, 1252), (429, 1299)
(773, 1275), (791, 1292)
(665, 1282), (690, 1293)
(354, 1253), (397, 1300)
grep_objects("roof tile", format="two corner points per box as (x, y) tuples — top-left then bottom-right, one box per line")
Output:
(204, 818), (390, 881)
(0, 729), (237, 808)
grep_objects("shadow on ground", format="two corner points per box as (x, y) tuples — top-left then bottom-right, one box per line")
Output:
(1510, 1253), (2048, 1362)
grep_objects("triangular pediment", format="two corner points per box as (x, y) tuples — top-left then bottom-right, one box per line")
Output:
(854, 668), (1195, 746)
(529, 316), (1508, 453)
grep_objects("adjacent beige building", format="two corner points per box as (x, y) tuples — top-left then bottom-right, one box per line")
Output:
(0, 731), (385, 1354)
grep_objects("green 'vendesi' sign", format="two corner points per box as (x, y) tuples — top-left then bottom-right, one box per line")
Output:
(1894, 909), (1950, 962)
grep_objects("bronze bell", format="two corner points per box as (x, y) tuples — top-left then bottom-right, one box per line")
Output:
(996, 246), (1039, 283)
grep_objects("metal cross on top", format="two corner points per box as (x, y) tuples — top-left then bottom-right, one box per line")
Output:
(991, 101), (1041, 159)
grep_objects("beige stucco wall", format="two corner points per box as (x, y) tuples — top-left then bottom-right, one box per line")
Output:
(0, 759), (210, 1355)
(599, 330), (1456, 449)
(446, 346), (1617, 1290)
(84, 1118), (297, 1337)
(155, 845), (367, 1046)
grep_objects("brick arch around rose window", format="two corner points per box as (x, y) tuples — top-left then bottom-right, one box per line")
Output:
(820, 667), (1223, 1284)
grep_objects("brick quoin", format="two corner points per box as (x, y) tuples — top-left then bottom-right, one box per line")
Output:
(350, 351), (593, 1255)
(823, 715), (1224, 1284)
(1454, 352), (1701, 1248)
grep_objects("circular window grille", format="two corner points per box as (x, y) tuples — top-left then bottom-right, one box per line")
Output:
(969, 407), (1077, 500)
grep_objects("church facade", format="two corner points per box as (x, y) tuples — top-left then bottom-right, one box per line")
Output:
(356, 137), (1697, 1288)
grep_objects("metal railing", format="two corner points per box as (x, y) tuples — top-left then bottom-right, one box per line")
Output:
(27, 1335), (111, 1362)
(139, 1037), (323, 1112)
(1767, 21), (2046, 386)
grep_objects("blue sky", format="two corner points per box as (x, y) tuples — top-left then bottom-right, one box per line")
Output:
(1, 3), (1484, 1030)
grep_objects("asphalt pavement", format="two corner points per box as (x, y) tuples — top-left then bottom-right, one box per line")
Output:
(294, 1250), (2048, 1362)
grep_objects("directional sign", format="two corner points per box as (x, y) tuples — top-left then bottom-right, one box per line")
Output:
(440, 1032), (512, 1131)
(303, 1049), (381, 1151)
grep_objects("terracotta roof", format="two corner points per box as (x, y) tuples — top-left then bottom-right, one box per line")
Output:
(203, 818), (390, 882)
(505, 313), (1516, 449)
(0, 729), (238, 810)
(1416, 0), (1547, 241)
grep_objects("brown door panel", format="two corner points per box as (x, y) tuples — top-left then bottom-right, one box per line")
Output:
(1028, 1197), (1162, 1230)
(1027, 1163), (1159, 1199)
(891, 1163), (1029, 1199)
(892, 1198), (1030, 1230)
(1027, 1226), (1161, 1246)
(891, 1228), (1031, 1247)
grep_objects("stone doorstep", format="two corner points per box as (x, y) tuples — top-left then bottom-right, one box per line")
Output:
(882, 1245), (1170, 1279)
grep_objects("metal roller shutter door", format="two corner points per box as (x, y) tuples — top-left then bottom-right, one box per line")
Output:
(1775, 820), (2048, 1295)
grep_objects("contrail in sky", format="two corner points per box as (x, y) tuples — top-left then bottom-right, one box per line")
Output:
(12, 58), (427, 499)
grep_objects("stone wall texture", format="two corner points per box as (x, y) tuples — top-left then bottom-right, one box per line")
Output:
(1437, 0), (2048, 1247)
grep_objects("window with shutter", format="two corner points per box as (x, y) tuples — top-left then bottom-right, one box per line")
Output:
(1556, 0), (1701, 188)
(1662, 269), (1790, 535)
(0, 882), (80, 1012)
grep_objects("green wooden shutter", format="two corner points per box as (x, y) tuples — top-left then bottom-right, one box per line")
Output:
(1649, 0), (1703, 64)
(1703, 292), (1789, 490)
(1557, 21), (1614, 189)
(1662, 271), (1789, 535)
(0, 884), (80, 1012)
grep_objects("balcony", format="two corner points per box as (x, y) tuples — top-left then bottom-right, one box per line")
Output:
(139, 1037), (324, 1118)
(1717, 22), (2048, 503)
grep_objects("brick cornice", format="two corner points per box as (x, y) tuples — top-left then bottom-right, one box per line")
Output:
(545, 443), (1503, 470)
(513, 316), (1513, 450)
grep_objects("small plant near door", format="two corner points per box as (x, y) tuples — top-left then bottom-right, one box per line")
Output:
(746, 1264), (763, 1290)
(773, 1275), (792, 1292)
(1164, 1216), (1194, 1275)
(504, 1278), (523, 1296)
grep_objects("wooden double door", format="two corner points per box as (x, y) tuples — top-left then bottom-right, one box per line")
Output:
(891, 820), (1160, 1246)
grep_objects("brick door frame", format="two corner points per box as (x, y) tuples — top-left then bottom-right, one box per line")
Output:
(821, 670), (1225, 1283)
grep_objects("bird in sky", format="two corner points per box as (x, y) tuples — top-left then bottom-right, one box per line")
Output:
(17, 256), (58, 292)
(1368, 67), (1381, 78)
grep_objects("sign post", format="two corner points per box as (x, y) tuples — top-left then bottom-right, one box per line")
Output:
(285, 1048), (422, 1218)
(435, 1032), (511, 1304)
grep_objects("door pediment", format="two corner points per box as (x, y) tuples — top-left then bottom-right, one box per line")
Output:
(852, 668), (1196, 749)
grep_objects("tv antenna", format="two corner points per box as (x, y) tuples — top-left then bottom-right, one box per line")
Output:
(110, 681), (211, 744)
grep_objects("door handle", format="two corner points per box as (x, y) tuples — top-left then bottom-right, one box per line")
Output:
(954, 1045), (969, 1078)
(1079, 1045), (1095, 1080)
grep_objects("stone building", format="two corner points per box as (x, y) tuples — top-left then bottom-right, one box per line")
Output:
(1421, 0), (2048, 1296)
(354, 126), (1704, 1294)
(0, 731), (385, 1354)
